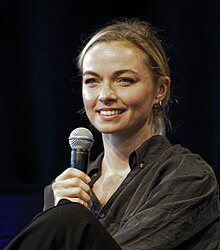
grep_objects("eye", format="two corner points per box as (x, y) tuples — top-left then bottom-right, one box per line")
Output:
(118, 77), (136, 85)
(83, 78), (98, 85)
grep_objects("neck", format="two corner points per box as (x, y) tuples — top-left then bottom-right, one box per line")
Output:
(101, 129), (155, 173)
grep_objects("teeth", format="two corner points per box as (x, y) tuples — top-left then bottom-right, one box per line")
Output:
(100, 110), (122, 115)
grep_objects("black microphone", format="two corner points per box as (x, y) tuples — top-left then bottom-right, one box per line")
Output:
(68, 127), (94, 173)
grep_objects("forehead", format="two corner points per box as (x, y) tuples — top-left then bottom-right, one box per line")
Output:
(83, 41), (150, 73)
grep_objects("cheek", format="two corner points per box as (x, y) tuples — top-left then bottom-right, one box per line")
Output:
(128, 93), (155, 115)
(82, 89), (96, 116)
(82, 89), (91, 105)
(124, 92), (150, 107)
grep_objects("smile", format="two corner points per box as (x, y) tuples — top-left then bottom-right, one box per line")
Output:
(99, 110), (124, 116)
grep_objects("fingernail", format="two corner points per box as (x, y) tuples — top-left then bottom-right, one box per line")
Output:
(85, 176), (91, 183)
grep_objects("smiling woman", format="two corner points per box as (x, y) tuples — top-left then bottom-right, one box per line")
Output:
(81, 41), (167, 137)
(78, 20), (171, 137)
(4, 17), (220, 250)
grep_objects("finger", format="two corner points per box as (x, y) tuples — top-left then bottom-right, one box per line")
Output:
(52, 177), (91, 194)
(54, 186), (92, 204)
(52, 178), (92, 207)
(55, 167), (91, 183)
(54, 189), (92, 208)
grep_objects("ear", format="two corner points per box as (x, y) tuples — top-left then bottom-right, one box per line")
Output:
(154, 76), (170, 103)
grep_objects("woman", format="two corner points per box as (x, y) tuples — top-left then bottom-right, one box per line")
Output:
(5, 18), (220, 250)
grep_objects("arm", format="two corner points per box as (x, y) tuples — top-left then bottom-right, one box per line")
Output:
(114, 163), (220, 249)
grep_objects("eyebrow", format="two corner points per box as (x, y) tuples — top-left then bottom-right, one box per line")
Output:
(83, 71), (99, 77)
(83, 69), (139, 77)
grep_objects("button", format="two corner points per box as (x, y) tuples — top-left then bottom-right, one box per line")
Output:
(140, 163), (144, 168)
(98, 212), (106, 218)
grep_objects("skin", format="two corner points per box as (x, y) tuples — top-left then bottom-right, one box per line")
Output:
(52, 41), (170, 208)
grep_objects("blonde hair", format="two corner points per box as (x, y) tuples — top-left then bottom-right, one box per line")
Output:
(77, 18), (171, 135)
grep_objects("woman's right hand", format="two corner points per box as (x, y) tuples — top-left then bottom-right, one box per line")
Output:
(52, 167), (92, 209)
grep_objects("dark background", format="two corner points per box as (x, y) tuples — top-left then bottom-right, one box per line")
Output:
(1, 0), (220, 248)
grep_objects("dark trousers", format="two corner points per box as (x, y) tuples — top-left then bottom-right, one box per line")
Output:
(3, 199), (122, 250)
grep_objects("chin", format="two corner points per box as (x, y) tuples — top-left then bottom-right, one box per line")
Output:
(91, 120), (130, 134)
(96, 128), (115, 134)
(95, 126), (126, 135)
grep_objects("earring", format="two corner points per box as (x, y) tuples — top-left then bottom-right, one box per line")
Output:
(154, 100), (163, 111)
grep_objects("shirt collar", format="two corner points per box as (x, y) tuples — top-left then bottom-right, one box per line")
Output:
(88, 135), (171, 177)
(134, 135), (172, 168)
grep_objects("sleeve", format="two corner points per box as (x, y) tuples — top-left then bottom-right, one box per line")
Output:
(113, 155), (220, 250)
(43, 183), (54, 211)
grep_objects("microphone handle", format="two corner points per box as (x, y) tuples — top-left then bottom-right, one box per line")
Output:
(70, 148), (89, 173)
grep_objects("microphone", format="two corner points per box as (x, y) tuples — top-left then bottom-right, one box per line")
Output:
(68, 127), (94, 173)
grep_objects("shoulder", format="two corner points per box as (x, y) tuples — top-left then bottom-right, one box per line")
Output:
(165, 142), (216, 179)
(141, 135), (217, 183)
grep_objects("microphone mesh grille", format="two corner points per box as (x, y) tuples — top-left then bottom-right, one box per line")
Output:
(68, 127), (94, 150)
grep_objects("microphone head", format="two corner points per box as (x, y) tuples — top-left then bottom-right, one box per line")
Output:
(68, 127), (94, 150)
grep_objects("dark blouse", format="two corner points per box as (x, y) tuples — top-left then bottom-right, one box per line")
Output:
(44, 135), (220, 249)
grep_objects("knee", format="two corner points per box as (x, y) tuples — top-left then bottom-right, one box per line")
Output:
(44, 200), (94, 228)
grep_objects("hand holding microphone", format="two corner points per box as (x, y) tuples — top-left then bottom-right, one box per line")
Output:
(52, 127), (94, 208)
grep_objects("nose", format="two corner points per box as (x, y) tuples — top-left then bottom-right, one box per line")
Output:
(98, 83), (117, 103)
